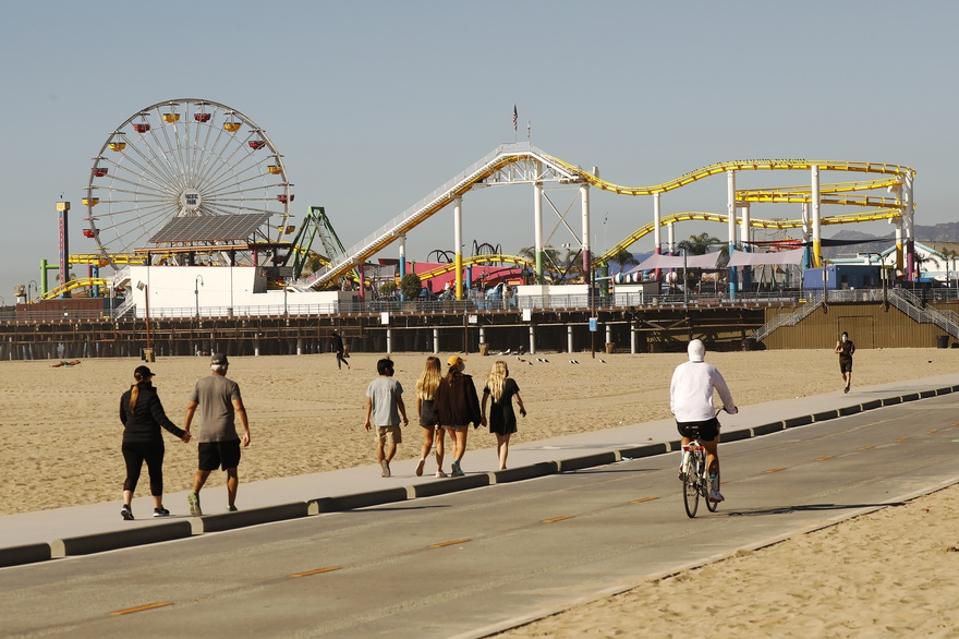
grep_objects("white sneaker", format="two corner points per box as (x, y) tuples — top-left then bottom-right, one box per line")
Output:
(709, 489), (725, 503)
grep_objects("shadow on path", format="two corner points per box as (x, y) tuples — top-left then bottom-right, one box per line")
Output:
(725, 502), (906, 517)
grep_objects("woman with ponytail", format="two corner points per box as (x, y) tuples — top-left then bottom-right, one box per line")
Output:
(118, 365), (190, 520)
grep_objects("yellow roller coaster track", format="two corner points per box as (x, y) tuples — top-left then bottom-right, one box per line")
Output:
(736, 177), (902, 198)
(40, 277), (109, 301)
(545, 156), (915, 197)
(416, 254), (534, 281)
(596, 209), (901, 265)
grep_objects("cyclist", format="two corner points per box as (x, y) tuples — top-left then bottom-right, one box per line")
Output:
(669, 339), (737, 503)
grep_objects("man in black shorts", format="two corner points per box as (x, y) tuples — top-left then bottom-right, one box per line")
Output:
(834, 331), (855, 393)
(183, 353), (251, 515)
(332, 329), (350, 370)
(670, 339), (737, 503)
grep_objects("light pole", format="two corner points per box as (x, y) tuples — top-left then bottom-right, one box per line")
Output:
(27, 280), (37, 302)
(194, 275), (204, 318)
(135, 281), (153, 360)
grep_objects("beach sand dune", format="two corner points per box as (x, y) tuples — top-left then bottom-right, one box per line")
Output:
(2, 348), (955, 514)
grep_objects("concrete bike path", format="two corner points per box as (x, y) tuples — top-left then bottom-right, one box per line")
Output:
(2, 371), (958, 566)
(4, 391), (959, 638)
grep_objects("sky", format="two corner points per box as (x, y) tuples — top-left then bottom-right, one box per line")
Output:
(1, 0), (957, 298)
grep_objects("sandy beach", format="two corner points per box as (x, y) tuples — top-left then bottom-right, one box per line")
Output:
(500, 481), (959, 638)
(2, 348), (956, 514)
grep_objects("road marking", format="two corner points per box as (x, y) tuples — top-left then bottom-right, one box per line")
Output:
(764, 467), (787, 474)
(858, 444), (876, 451)
(110, 601), (174, 616)
(928, 428), (940, 434)
(542, 514), (575, 524)
(289, 566), (342, 578)
(630, 496), (659, 505)
(816, 455), (833, 462)
(430, 538), (471, 549)
(896, 437), (909, 444)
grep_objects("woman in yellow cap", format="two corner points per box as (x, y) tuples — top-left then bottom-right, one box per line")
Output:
(434, 355), (482, 476)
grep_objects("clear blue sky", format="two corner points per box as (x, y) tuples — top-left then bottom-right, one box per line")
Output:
(1, 0), (956, 298)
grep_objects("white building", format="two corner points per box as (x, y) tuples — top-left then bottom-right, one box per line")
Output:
(832, 241), (959, 283)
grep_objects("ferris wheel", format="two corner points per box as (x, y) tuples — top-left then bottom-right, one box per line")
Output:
(84, 98), (293, 266)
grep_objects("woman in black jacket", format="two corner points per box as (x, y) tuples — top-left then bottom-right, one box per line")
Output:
(119, 365), (190, 520)
(434, 355), (481, 477)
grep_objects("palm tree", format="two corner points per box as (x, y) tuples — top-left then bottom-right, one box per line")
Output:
(607, 248), (638, 272)
(676, 233), (724, 290)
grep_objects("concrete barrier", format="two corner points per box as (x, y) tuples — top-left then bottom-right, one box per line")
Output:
(490, 462), (558, 484)
(812, 409), (839, 422)
(838, 405), (862, 416)
(720, 429), (752, 442)
(952, 384), (959, 392)
(310, 487), (408, 514)
(411, 474), (490, 498)
(195, 502), (310, 534)
(618, 443), (669, 459)
(901, 392), (921, 402)
(752, 422), (785, 437)
(935, 386), (953, 396)
(919, 390), (936, 399)
(0, 543), (51, 568)
(51, 521), (193, 557)
(860, 399), (883, 411)
(557, 451), (620, 472)
(882, 396), (903, 406)
(784, 415), (813, 428)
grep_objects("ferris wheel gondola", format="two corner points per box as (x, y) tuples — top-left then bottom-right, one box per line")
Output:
(85, 98), (293, 267)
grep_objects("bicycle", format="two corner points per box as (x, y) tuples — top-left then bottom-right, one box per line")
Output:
(679, 409), (725, 518)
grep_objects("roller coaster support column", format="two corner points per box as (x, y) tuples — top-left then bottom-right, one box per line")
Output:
(811, 165), (822, 267)
(895, 219), (904, 275)
(653, 193), (662, 280)
(904, 174), (915, 280)
(398, 235), (407, 300)
(534, 161), (544, 283)
(740, 205), (752, 289)
(727, 170), (737, 299)
(580, 183), (591, 282)
(453, 197), (463, 300)
(801, 204), (812, 269)
(667, 222), (675, 253)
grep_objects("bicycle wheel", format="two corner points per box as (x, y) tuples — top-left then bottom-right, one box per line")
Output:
(706, 481), (720, 512)
(682, 458), (700, 518)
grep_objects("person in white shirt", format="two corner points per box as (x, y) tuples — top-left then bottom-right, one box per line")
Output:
(669, 339), (737, 503)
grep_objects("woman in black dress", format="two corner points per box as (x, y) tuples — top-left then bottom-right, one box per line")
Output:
(481, 361), (526, 470)
(414, 356), (444, 477)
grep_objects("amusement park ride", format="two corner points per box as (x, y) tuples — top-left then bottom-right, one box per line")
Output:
(26, 98), (917, 315)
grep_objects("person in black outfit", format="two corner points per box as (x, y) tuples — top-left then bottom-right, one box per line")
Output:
(119, 365), (190, 520)
(480, 361), (527, 470)
(834, 331), (856, 393)
(434, 356), (482, 476)
(332, 329), (350, 370)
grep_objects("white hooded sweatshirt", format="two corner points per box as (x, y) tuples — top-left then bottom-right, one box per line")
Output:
(669, 340), (737, 422)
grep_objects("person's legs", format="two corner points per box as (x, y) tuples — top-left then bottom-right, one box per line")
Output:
(496, 434), (511, 470)
(451, 428), (468, 475)
(226, 467), (239, 509)
(121, 443), (144, 515)
(435, 427), (447, 475)
(703, 439), (721, 499)
(145, 445), (165, 509)
(417, 427), (434, 476)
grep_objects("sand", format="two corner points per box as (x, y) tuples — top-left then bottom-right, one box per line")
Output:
(2, 348), (956, 515)
(500, 482), (959, 638)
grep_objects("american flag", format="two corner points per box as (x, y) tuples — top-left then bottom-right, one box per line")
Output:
(512, 105), (518, 132)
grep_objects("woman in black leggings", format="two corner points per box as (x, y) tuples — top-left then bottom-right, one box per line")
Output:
(119, 365), (190, 520)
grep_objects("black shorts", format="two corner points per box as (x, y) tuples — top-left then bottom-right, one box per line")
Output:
(840, 358), (853, 373)
(676, 417), (720, 442)
(198, 439), (241, 471)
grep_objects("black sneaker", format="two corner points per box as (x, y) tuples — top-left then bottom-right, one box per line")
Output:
(228, 505), (238, 512)
(121, 505), (134, 521)
(153, 507), (171, 518)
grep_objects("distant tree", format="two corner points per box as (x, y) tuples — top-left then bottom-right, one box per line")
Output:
(676, 233), (724, 290)
(379, 280), (398, 297)
(400, 273), (422, 300)
(607, 248), (638, 273)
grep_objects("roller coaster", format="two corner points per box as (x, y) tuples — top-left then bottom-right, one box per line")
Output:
(299, 143), (915, 298)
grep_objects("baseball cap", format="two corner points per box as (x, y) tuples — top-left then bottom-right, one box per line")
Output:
(134, 365), (155, 379)
(447, 355), (466, 367)
(211, 353), (229, 366)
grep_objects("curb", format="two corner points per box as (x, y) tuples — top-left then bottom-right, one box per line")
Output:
(50, 521), (193, 558)
(194, 502), (310, 534)
(0, 543), (51, 567)
(4, 384), (955, 568)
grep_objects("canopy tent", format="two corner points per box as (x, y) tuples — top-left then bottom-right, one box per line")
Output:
(626, 251), (722, 274)
(726, 248), (805, 267)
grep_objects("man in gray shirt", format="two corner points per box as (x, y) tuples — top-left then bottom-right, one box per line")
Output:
(183, 353), (251, 516)
(364, 358), (408, 477)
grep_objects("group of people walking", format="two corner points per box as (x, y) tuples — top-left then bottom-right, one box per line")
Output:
(364, 355), (526, 478)
(118, 353), (250, 520)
